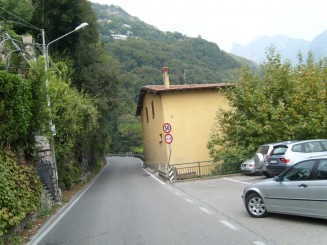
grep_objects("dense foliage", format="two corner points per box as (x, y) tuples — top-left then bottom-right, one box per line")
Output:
(0, 0), (117, 239)
(208, 48), (327, 163)
(0, 151), (42, 238)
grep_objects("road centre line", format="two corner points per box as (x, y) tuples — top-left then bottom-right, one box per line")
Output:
(253, 241), (267, 245)
(223, 177), (250, 184)
(185, 198), (194, 203)
(199, 207), (212, 214)
(219, 220), (239, 231)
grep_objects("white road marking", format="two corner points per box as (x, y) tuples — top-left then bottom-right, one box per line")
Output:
(175, 192), (182, 196)
(29, 162), (109, 245)
(223, 177), (250, 184)
(143, 168), (165, 185)
(185, 198), (194, 203)
(253, 241), (267, 245)
(219, 220), (239, 231)
(199, 207), (212, 214)
(238, 176), (266, 181)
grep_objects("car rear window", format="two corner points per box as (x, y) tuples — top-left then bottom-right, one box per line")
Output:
(271, 145), (288, 155)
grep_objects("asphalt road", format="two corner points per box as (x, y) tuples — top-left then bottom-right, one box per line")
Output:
(175, 174), (327, 245)
(29, 157), (266, 245)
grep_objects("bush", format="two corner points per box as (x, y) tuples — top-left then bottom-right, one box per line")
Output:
(59, 163), (82, 190)
(0, 150), (42, 238)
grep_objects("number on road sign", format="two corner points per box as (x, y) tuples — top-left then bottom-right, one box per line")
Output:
(165, 134), (173, 144)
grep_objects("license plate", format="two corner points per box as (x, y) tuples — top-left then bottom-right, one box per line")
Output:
(270, 160), (278, 164)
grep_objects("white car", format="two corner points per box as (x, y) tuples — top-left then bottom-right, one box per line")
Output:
(254, 141), (295, 177)
(240, 158), (256, 174)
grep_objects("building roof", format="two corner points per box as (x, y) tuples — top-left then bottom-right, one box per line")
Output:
(136, 83), (235, 116)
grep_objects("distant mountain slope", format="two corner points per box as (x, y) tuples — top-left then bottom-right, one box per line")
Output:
(231, 35), (311, 64)
(310, 29), (327, 61)
(91, 3), (257, 91)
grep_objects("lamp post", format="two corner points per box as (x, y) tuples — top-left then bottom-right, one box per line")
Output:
(41, 22), (88, 201)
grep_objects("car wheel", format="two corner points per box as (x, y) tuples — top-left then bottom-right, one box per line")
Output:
(245, 193), (268, 218)
(262, 171), (271, 178)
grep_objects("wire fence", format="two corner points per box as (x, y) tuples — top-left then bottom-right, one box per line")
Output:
(172, 159), (241, 180)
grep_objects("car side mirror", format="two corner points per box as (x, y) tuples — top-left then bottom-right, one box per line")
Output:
(274, 176), (281, 182)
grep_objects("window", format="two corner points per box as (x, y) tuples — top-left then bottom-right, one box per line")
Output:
(145, 107), (149, 122)
(151, 101), (155, 118)
(308, 142), (323, 152)
(292, 144), (302, 152)
(321, 141), (327, 150)
(315, 160), (327, 180)
(272, 145), (288, 154)
(283, 160), (315, 181)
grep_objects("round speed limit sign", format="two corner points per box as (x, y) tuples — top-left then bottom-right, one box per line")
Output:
(164, 133), (173, 144)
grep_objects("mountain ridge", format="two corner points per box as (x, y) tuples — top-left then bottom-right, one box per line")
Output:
(231, 30), (327, 64)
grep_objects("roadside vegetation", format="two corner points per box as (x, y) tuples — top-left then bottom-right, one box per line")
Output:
(208, 47), (327, 166)
(0, 0), (118, 242)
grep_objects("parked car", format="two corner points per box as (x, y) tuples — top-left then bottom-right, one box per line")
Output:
(254, 141), (294, 177)
(266, 139), (327, 176)
(242, 156), (327, 219)
(240, 158), (256, 174)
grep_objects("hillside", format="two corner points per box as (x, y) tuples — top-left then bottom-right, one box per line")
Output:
(91, 3), (256, 91)
(231, 30), (327, 64)
(231, 35), (311, 64)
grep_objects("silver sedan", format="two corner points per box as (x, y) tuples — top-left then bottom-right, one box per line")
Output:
(242, 157), (327, 219)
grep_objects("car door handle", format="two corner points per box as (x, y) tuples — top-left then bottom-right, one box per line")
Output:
(298, 184), (307, 188)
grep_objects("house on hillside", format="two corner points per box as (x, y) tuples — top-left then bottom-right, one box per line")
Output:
(136, 67), (234, 173)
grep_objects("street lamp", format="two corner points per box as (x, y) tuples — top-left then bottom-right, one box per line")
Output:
(41, 22), (88, 201)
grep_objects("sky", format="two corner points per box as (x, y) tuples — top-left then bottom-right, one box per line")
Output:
(89, 0), (327, 52)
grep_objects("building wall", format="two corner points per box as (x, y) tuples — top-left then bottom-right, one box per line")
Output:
(140, 93), (168, 169)
(140, 88), (230, 169)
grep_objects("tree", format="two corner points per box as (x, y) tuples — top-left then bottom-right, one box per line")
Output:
(0, 0), (34, 34)
(208, 47), (327, 163)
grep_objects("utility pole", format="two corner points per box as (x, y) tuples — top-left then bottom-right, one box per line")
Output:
(183, 69), (191, 84)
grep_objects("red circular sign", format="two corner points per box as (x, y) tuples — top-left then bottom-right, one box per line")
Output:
(164, 134), (173, 144)
(163, 123), (172, 133)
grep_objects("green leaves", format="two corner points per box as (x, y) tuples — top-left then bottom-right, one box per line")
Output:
(208, 48), (327, 162)
(0, 150), (42, 237)
(0, 71), (33, 148)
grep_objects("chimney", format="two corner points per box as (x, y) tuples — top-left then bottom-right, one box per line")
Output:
(162, 67), (170, 88)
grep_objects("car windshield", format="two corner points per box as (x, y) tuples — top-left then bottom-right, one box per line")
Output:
(271, 145), (288, 155)
(257, 145), (270, 154)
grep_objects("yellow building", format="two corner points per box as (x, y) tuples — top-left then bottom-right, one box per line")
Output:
(136, 67), (233, 171)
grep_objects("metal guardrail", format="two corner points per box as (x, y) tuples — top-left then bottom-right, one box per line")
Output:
(107, 152), (144, 161)
(173, 160), (242, 180)
(107, 153), (241, 181)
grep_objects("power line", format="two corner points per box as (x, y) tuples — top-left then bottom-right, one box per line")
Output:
(0, 7), (40, 30)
